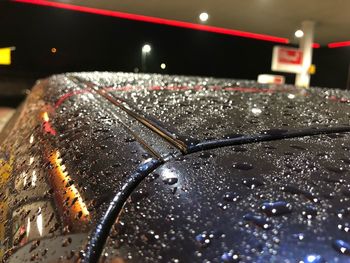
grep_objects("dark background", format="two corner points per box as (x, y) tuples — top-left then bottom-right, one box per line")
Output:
(0, 0), (349, 106)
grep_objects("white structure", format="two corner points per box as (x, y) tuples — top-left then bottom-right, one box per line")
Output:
(295, 21), (315, 88)
(258, 74), (285, 85)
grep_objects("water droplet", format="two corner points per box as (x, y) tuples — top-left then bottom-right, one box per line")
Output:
(131, 189), (149, 203)
(222, 192), (240, 202)
(336, 208), (350, 219)
(162, 177), (178, 185)
(233, 162), (253, 171)
(292, 233), (305, 241)
(223, 133), (244, 139)
(281, 185), (318, 203)
(220, 251), (240, 262)
(242, 178), (264, 189)
(325, 165), (346, 174)
(333, 239), (350, 255)
(195, 230), (223, 248)
(232, 147), (247, 152)
(218, 202), (229, 210)
(290, 145), (306, 151)
(340, 158), (350, 165)
(281, 185), (318, 202)
(327, 133), (345, 139)
(62, 237), (72, 247)
(338, 223), (350, 233)
(196, 233), (211, 247)
(300, 254), (326, 263)
(199, 152), (214, 159)
(29, 240), (40, 252)
(145, 173), (160, 183)
(261, 201), (292, 216)
(302, 205), (317, 219)
(243, 213), (272, 230)
(261, 129), (288, 135)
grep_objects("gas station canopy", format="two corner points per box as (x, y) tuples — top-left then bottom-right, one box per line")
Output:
(15, 0), (350, 46)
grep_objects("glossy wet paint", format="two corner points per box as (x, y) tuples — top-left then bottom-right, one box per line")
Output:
(102, 135), (350, 262)
(0, 72), (349, 262)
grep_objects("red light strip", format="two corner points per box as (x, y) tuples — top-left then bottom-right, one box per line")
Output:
(328, 41), (350, 48)
(312, 43), (320, 49)
(11, 0), (289, 44)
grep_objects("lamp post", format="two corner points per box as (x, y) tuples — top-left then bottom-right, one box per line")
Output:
(141, 44), (151, 72)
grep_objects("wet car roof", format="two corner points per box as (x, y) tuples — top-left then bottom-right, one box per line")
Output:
(102, 134), (350, 262)
(72, 72), (350, 143)
(1, 72), (350, 262)
(0, 75), (163, 261)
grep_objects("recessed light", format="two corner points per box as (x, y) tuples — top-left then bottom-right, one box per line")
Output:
(294, 30), (304, 38)
(199, 12), (209, 22)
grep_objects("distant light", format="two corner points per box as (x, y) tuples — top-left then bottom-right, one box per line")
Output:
(199, 12), (209, 22)
(41, 112), (49, 122)
(0, 47), (12, 65)
(160, 63), (166, 69)
(287, 94), (296, 99)
(51, 47), (57, 53)
(295, 30), (304, 38)
(142, 44), (151, 53)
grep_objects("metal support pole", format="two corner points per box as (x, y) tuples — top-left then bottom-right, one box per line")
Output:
(295, 21), (315, 88)
(141, 52), (147, 72)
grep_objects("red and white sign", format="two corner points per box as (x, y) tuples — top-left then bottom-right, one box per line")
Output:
(257, 74), (285, 85)
(272, 46), (303, 73)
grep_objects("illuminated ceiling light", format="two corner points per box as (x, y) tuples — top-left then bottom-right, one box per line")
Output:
(160, 63), (166, 69)
(294, 29), (304, 38)
(199, 12), (209, 22)
(142, 44), (151, 53)
(51, 47), (57, 53)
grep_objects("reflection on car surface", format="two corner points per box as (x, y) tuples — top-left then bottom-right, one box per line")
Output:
(1, 72), (350, 262)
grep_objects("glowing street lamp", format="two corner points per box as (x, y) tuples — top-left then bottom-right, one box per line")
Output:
(141, 44), (151, 72)
(142, 44), (151, 53)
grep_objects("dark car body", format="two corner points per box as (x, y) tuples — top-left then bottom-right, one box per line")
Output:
(1, 72), (350, 262)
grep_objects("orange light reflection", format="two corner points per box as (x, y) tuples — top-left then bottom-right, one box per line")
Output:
(49, 150), (90, 227)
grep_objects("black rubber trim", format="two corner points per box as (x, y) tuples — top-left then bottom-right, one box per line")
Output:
(189, 126), (350, 153)
(92, 93), (164, 161)
(95, 90), (188, 153)
(69, 76), (188, 154)
(83, 158), (162, 263)
(70, 76), (350, 156)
